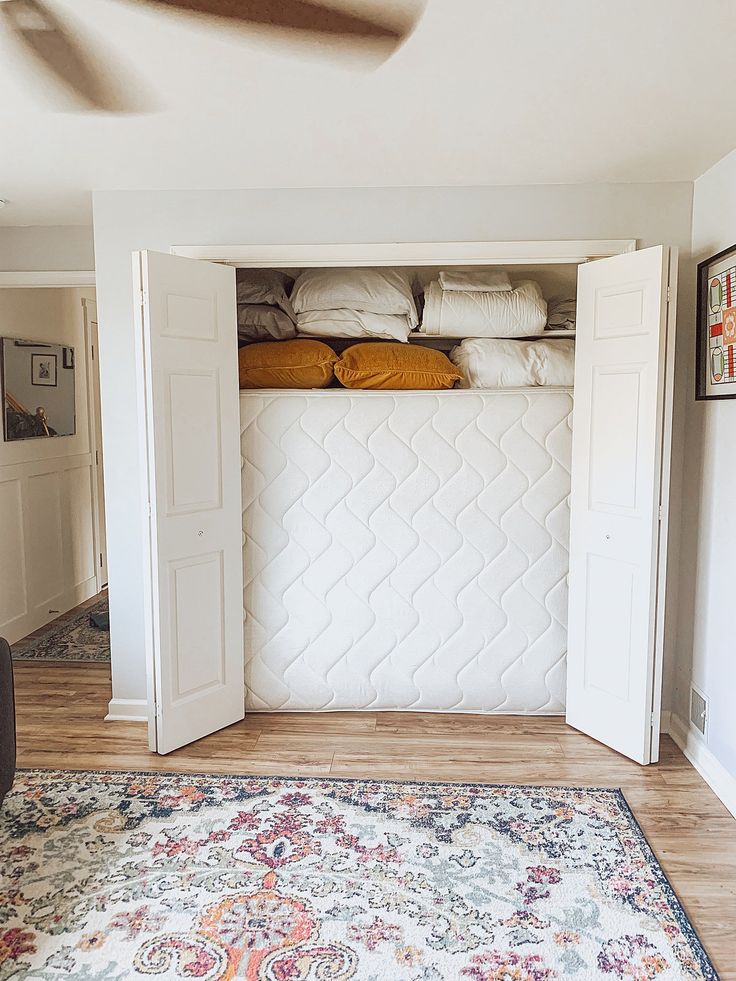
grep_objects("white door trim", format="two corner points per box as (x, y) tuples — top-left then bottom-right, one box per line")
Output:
(82, 297), (107, 591)
(171, 240), (637, 268)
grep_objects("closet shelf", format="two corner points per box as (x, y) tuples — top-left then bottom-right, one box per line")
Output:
(292, 331), (576, 353)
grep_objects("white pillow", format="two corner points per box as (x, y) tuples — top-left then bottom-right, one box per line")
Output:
(451, 338), (574, 388)
(291, 268), (419, 328)
(438, 269), (512, 292)
(532, 338), (575, 385)
(236, 270), (294, 318)
(296, 309), (410, 342)
(238, 304), (296, 341)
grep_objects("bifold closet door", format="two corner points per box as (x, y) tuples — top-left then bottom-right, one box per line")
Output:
(135, 250), (244, 754)
(566, 245), (676, 765)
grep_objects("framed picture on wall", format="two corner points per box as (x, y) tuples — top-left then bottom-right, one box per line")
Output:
(696, 242), (736, 399)
(31, 353), (57, 387)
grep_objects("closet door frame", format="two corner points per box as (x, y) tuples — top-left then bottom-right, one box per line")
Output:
(166, 238), (681, 764)
(171, 240), (636, 268)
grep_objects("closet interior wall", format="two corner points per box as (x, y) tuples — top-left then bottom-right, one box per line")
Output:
(233, 257), (581, 712)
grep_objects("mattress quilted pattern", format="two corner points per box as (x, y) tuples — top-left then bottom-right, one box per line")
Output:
(240, 389), (572, 713)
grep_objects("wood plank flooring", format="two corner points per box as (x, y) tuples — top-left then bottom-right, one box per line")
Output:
(11, 659), (736, 979)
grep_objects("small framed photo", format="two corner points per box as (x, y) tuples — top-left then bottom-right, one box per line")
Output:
(62, 346), (75, 369)
(697, 242), (736, 399)
(31, 353), (57, 387)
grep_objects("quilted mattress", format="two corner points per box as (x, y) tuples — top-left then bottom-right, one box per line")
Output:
(240, 388), (573, 713)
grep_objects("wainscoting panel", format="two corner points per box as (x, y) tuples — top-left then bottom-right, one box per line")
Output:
(0, 476), (27, 627)
(0, 454), (98, 644)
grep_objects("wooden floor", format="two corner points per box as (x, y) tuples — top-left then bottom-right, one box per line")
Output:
(11, 659), (736, 979)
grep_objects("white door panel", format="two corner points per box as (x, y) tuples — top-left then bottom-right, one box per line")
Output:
(136, 250), (243, 754)
(566, 245), (675, 765)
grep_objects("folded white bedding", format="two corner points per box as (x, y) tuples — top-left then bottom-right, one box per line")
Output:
(238, 303), (296, 342)
(421, 280), (547, 337)
(292, 267), (419, 328)
(438, 269), (512, 292)
(296, 309), (411, 342)
(451, 338), (575, 389)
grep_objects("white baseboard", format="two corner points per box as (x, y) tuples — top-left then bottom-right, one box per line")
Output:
(105, 698), (148, 723)
(669, 712), (736, 818)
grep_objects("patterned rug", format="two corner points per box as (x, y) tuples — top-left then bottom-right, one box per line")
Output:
(0, 771), (717, 980)
(11, 599), (110, 662)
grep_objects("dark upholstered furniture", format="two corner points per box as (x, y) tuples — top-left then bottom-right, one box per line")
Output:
(0, 638), (16, 805)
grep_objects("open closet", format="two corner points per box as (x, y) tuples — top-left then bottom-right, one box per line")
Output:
(134, 240), (677, 766)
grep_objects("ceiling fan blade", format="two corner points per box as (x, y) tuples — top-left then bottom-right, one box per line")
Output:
(141, 0), (411, 42)
(1, 0), (136, 111)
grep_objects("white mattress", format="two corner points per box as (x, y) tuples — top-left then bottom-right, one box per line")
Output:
(240, 388), (572, 713)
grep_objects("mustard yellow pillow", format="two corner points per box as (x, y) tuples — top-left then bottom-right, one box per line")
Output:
(239, 340), (337, 390)
(335, 342), (462, 391)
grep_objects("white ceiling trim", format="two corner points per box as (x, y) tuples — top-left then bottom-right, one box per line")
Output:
(0, 271), (96, 288)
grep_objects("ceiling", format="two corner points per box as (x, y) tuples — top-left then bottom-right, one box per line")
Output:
(1, 0), (735, 226)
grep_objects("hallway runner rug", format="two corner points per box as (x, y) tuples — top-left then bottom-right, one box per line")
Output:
(10, 598), (110, 662)
(0, 770), (718, 979)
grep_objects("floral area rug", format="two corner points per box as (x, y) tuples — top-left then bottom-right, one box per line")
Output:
(0, 770), (717, 980)
(11, 599), (110, 662)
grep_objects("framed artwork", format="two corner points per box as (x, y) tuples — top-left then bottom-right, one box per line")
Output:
(62, 346), (75, 369)
(31, 353), (57, 387)
(696, 242), (736, 400)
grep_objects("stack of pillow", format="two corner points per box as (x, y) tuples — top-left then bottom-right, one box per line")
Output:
(236, 269), (296, 342)
(290, 268), (419, 342)
(238, 340), (462, 392)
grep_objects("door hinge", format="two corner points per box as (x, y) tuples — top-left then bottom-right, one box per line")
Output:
(146, 502), (152, 518)
(658, 504), (664, 521)
(666, 286), (671, 303)
(99, 552), (103, 567)
(95, 450), (99, 465)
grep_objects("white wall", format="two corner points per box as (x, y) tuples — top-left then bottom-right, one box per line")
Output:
(92, 183), (694, 706)
(0, 288), (99, 642)
(674, 149), (736, 782)
(0, 226), (95, 272)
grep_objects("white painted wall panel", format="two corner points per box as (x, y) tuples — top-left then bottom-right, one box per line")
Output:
(64, 464), (96, 587)
(26, 470), (64, 608)
(0, 477), (26, 624)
